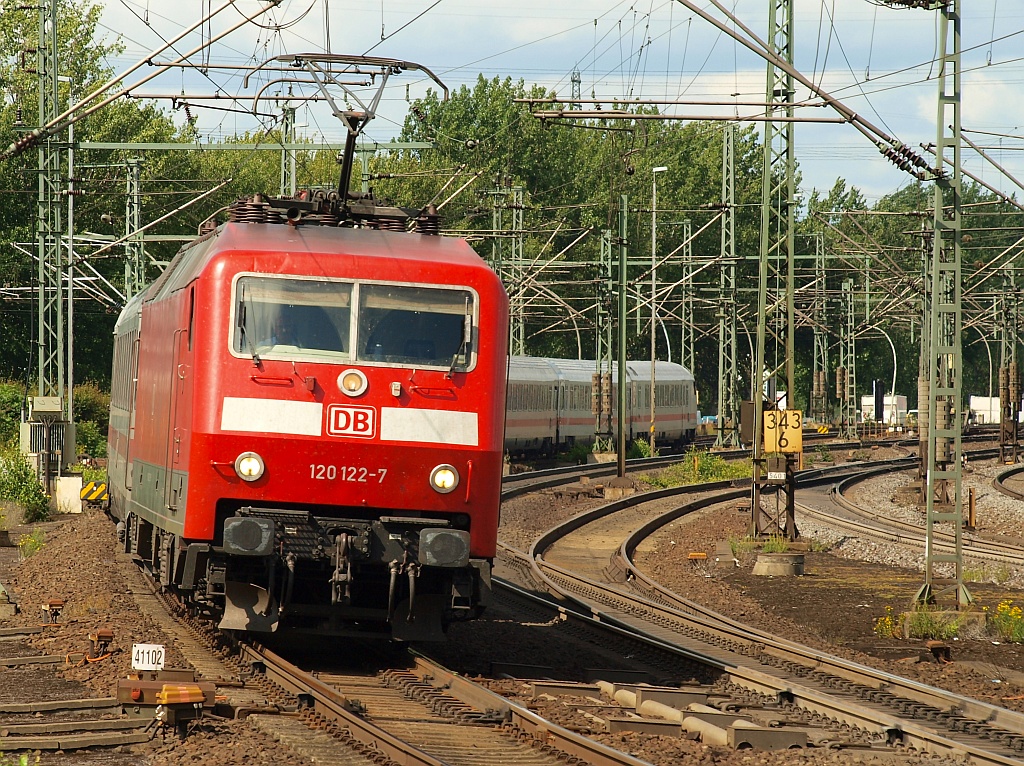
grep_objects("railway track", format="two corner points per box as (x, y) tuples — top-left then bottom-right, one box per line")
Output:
(492, 454), (1024, 763)
(0, 510), (683, 766)
(993, 463), (1024, 501)
(236, 641), (655, 766)
(799, 449), (1024, 569)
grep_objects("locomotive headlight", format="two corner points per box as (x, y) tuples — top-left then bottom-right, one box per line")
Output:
(430, 464), (459, 494)
(234, 451), (265, 482)
(338, 368), (368, 397)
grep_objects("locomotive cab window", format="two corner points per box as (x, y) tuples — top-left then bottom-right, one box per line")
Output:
(234, 276), (351, 360)
(356, 284), (476, 371)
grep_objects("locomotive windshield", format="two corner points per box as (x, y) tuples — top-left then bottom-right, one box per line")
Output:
(235, 276), (351, 358)
(357, 284), (473, 368)
(233, 275), (475, 370)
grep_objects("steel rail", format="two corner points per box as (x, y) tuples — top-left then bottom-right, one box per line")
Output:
(238, 642), (654, 766)
(992, 464), (1024, 501)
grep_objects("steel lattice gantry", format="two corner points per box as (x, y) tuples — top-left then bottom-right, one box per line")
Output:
(999, 268), (1020, 463)
(716, 125), (740, 448)
(124, 157), (146, 299)
(594, 230), (615, 452)
(838, 278), (858, 439)
(810, 233), (829, 426)
(750, 0), (798, 539)
(489, 184), (526, 356)
(915, 0), (971, 609)
(35, 0), (63, 401)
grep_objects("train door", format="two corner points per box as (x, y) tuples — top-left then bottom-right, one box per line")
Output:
(123, 326), (141, 491)
(164, 285), (195, 514)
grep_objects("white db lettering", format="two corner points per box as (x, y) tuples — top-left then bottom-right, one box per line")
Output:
(327, 405), (376, 438)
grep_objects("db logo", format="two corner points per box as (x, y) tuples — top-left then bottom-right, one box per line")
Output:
(326, 404), (376, 438)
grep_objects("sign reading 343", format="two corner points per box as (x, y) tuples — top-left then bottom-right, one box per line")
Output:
(764, 409), (802, 454)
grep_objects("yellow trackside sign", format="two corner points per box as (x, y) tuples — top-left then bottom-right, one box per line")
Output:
(764, 409), (803, 454)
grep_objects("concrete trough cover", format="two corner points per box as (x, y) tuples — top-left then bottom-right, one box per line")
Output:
(634, 686), (711, 709)
(530, 681), (602, 698)
(606, 717), (683, 736)
(488, 661), (554, 678)
(752, 552), (805, 576)
(728, 721), (807, 750)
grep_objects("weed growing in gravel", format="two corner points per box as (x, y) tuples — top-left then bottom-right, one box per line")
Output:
(761, 534), (789, 553)
(961, 564), (1015, 585)
(0, 753), (39, 765)
(963, 565), (988, 583)
(728, 535), (759, 563)
(806, 537), (833, 552)
(642, 448), (750, 488)
(873, 605), (903, 639)
(905, 607), (967, 640)
(988, 600), (1024, 643)
(815, 445), (833, 462)
(17, 530), (44, 559)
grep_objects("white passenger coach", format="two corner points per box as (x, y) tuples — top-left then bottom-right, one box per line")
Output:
(504, 356), (698, 453)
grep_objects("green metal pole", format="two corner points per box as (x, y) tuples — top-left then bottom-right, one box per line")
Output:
(617, 194), (628, 478)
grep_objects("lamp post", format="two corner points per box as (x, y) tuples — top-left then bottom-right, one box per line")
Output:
(650, 166), (667, 454)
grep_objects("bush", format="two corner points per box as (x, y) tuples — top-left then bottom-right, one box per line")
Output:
(72, 382), (110, 432)
(0, 381), (26, 447)
(0, 443), (50, 523)
(74, 420), (107, 458)
(629, 438), (658, 459)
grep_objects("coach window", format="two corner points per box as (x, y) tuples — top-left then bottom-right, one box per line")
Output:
(356, 283), (475, 370)
(234, 276), (351, 359)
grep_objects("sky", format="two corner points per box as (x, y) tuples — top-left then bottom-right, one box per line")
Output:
(90, 0), (1024, 205)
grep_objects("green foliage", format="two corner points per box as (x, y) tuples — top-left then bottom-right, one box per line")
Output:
(0, 752), (39, 766)
(561, 441), (593, 464)
(69, 462), (106, 484)
(72, 383), (109, 429)
(74, 419), (106, 459)
(631, 438), (659, 459)
(815, 445), (833, 462)
(0, 444), (49, 523)
(0, 381), (25, 447)
(643, 448), (751, 488)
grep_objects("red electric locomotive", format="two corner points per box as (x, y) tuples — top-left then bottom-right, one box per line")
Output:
(107, 194), (508, 641)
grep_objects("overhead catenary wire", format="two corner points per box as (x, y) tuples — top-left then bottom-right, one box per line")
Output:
(2, 0), (284, 161)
